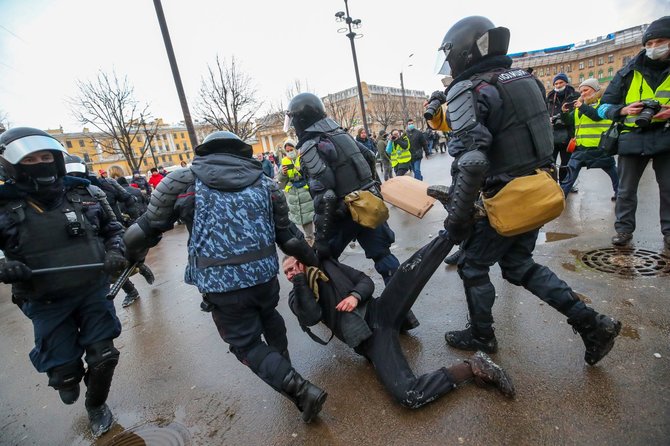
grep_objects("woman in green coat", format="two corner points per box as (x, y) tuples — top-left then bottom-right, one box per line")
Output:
(278, 140), (315, 244)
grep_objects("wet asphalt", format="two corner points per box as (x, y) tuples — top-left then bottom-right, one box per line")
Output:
(1, 153), (668, 446)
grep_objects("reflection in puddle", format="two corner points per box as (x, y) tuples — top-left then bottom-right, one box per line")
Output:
(101, 422), (190, 446)
(537, 232), (578, 244)
(620, 325), (640, 340)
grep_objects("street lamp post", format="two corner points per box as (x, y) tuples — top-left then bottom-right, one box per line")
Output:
(335, 0), (369, 135)
(400, 53), (413, 127)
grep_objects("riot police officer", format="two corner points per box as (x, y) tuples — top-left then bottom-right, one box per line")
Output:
(0, 127), (127, 437)
(284, 93), (419, 330)
(427, 17), (621, 366)
(122, 131), (328, 423)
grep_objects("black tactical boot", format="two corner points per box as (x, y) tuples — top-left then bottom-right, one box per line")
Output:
(465, 351), (515, 398)
(86, 403), (114, 437)
(568, 311), (622, 366)
(281, 370), (328, 423)
(47, 362), (84, 405)
(58, 385), (80, 405)
(445, 325), (498, 354)
(400, 309), (420, 332)
(444, 249), (461, 265)
(138, 263), (155, 284)
(122, 289), (140, 307)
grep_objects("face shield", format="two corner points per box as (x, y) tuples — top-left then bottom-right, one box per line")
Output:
(0, 134), (68, 164)
(282, 113), (293, 133)
(65, 161), (86, 175)
(434, 42), (453, 76)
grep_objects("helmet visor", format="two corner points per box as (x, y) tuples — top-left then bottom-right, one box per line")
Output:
(0, 135), (68, 164)
(282, 113), (293, 133)
(434, 42), (453, 76)
(65, 162), (86, 174)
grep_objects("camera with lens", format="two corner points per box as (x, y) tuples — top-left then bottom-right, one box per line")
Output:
(424, 99), (442, 120)
(550, 114), (563, 126)
(635, 99), (662, 127)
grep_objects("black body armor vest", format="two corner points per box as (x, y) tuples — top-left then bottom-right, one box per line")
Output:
(475, 68), (554, 176)
(322, 128), (373, 198)
(4, 188), (107, 301)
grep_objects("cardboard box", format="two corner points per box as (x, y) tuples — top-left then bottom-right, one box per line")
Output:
(380, 175), (436, 218)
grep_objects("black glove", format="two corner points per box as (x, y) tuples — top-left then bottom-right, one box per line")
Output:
(314, 239), (332, 260)
(0, 260), (32, 284)
(429, 90), (447, 105)
(445, 217), (473, 244)
(103, 250), (127, 275)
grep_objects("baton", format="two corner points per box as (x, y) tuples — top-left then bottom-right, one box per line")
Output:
(106, 261), (139, 300)
(31, 263), (105, 275)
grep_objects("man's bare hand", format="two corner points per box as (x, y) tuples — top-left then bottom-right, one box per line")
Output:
(335, 295), (359, 312)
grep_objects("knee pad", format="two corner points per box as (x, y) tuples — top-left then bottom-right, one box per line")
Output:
(47, 359), (85, 390)
(85, 340), (120, 371)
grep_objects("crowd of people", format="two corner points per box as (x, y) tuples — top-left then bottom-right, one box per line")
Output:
(0, 14), (668, 440)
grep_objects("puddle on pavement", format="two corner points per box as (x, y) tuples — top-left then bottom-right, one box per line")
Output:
(100, 422), (190, 446)
(537, 232), (578, 244)
(562, 262), (577, 272)
(620, 325), (640, 340)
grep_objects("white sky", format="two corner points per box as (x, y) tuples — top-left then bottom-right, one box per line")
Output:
(1, 0), (667, 132)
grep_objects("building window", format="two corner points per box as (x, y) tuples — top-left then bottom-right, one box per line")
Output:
(66, 140), (73, 148)
(161, 155), (167, 163)
(181, 133), (185, 138)
(539, 68), (544, 76)
(598, 57), (604, 65)
(184, 144), (189, 150)
(179, 153), (184, 161)
(608, 67), (613, 77)
(566, 64), (572, 72)
(186, 153), (191, 160)
(579, 62), (584, 69)
(83, 153), (91, 162)
(579, 74), (585, 83)
(79, 140), (85, 147)
(589, 71), (594, 78)
(175, 143), (180, 150)
(553, 66), (557, 75)
(598, 70), (604, 80)
(588, 59), (594, 67)
(608, 54), (614, 63)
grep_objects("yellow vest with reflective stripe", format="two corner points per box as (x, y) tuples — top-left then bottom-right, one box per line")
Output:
(623, 71), (670, 129)
(574, 99), (612, 149)
(390, 137), (411, 167)
(281, 156), (308, 192)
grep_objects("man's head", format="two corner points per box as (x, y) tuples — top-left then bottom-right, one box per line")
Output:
(284, 93), (327, 137)
(150, 167), (158, 174)
(254, 152), (263, 161)
(99, 169), (108, 178)
(435, 16), (510, 78)
(282, 256), (305, 282)
(65, 154), (88, 178)
(407, 119), (416, 131)
(0, 126), (68, 185)
(643, 17), (670, 61)
(357, 128), (368, 140)
(194, 130), (253, 158)
(390, 129), (401, 141)
(553, 73), (569, 92)
(133, 170), (141, 178)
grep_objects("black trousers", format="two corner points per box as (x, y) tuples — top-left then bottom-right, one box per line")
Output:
(359, 234), (457, 409)
(206, 277), (292, 391)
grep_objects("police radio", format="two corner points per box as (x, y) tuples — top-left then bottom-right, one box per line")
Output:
(64, 211), (85, 237)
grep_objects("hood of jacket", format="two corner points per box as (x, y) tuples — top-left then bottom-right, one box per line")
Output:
(190, 152), (264, 191)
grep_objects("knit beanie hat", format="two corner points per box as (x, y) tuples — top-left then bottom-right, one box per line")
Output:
(553, 73), (569, 85)
(579, 78), (600, 92)
(643, 16), (670, 45)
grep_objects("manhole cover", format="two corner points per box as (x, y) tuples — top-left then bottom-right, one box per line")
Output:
(103, 422), (190, 446)
(580, 247), (670, 277)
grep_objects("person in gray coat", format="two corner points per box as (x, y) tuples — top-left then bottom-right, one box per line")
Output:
(277, 140), (315, 244)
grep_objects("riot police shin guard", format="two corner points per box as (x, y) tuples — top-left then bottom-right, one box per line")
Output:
(47, 359), (85, 405)
(280, 369), (328, 423)
(84, 340), (120, 408)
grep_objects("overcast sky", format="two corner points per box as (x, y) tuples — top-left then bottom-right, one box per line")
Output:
(1, 0), (667, 132)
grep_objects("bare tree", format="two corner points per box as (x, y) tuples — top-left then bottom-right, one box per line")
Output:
(197, 55), (264, 141)
(368, 92), (401, 132)
(323, 95), (359, 130)
(69, 70), (157, 172)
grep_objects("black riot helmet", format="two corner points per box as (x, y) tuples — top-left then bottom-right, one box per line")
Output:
(435, 16), (510, 78)
(194, 130), (253, 158)
(0, 126), (68, 184)
(65, 154), (88, 178)
(284, 93), (327, 137)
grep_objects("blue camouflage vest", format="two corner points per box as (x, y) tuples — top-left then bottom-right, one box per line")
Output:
(185, 176), (278, 293)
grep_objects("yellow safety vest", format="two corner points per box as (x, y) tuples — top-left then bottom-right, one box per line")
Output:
(281, 157), (308, 192)
(390, 137), (412, 167)
(623, 70), (670, 129)
(573, 100), (612, 149)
